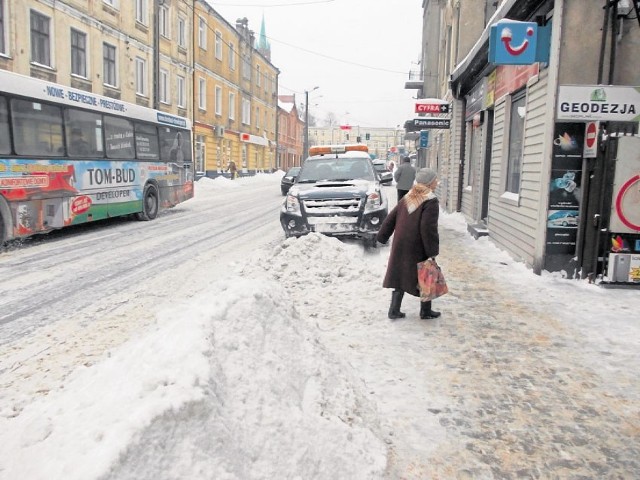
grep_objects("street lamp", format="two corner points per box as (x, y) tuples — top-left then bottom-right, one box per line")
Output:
(303, 86), (319, 160)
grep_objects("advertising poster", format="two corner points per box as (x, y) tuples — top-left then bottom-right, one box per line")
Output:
(546, 123), (584, 255)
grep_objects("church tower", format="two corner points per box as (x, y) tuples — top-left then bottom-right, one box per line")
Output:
(256, 14), (271, 60)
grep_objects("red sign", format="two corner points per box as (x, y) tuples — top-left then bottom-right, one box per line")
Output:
(339, 125), (352, 131)
(585, 122), (597, 148)
(71, 195), (92, 215)
(615, 174), (640, 231)
(240, 133), (250, 141)
(415, 103), (449, 114)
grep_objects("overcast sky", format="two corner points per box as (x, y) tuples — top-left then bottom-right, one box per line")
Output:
(209, 0), (424, 129)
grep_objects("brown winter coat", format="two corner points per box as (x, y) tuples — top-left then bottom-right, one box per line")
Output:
(376, 197), (440, 297)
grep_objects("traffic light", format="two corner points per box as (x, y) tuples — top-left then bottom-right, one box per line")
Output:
(365, 133), (370, 140)
(357, 136), (362, 143)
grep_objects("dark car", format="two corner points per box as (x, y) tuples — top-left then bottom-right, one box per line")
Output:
(280, 166), (301, 195)
(280, 145), (388, 248)
(372, 160), (393, 184)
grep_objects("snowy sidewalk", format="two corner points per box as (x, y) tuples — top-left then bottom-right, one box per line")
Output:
(273, 212), (640, 478)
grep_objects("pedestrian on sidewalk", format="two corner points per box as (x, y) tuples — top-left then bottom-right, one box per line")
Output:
(226, 160), (238, 179)
(376, 167), (441, 320)
(393, 156), (416, 202)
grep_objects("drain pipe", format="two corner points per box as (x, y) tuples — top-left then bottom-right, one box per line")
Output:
(597, 0), (611, 84)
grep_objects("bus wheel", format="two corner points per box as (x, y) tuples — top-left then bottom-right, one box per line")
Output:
(136, 184), (159, 221)
(0, 212), (5, 244)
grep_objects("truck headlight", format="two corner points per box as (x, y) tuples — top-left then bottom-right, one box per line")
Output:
(285, 194), (301, 214)
(365, 192), (381, 211)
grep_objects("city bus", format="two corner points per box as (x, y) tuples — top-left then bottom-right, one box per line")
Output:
(0, 68), (193, 244)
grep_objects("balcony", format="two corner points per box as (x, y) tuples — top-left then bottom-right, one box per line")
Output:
(404, 70), (423, 90)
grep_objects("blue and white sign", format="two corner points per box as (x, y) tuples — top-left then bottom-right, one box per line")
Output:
(489, 20), (550, 65)
(419, 130), (429, 148)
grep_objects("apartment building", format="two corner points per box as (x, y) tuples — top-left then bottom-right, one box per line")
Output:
(410, 0), (640, 281)
(0, 0), (193, 118)
(277, 94), (303, 170)
(193, 2), (279, 177)
(0, 0), (279, 179)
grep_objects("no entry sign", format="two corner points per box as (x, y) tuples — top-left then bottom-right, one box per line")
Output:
(584, 121), (598, 158)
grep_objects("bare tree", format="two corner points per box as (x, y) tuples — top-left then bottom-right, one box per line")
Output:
(324, 112), (338, 127)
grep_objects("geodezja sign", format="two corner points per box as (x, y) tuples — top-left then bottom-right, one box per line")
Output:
(557, 85), (640, 121)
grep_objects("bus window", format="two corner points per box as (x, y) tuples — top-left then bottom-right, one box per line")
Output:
(159, 126), (192, 163)
(11, 99), (64, 156)
(134, 123), (160, 160)
(104, 116), (135, 159)
(0, 97), (11, 154)
(64, 109), (103, 158)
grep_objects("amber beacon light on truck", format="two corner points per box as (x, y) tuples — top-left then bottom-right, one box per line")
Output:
(308, 144), (369, 156)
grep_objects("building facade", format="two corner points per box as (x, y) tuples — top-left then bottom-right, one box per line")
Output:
(308, 126), (406, 161)
(0, 0), (193, 118)
(410, 0), (640, 281)
(277, 94), (303, 171)
(193, 3), (279, 178)
(0, 0), (279, 180)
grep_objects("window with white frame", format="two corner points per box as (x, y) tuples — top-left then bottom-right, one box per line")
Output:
(505, 90), (526, 194)
(229, 92), (235, 120)
(198, 77), (206, 110)
(135, 57), (147, 96)
(255, 106), (260, 129)
(242, 98), (250, 125)
(256, 65), (261, 87)
(30, 10), (51, 66)
(229, 42), (235, 70)
(215, 31), (222, 60)
(198, 16), (206, 49)
(159, 68), (169, 104)
(70, 28), (87, 77)
(467, 120), (482, 188)
(159, 5), (169, 38)
(0, 0), (5, 54)
(177, 16), (186, 48)
(177, 75), (185, 108)
(215, 86), (222, 116)
(242, 54), (250, 80)
(103, 42), (116, 86)
(135, 0), (147, 25)
(195, 134), (206, 173)
(103, 0), (118, 8)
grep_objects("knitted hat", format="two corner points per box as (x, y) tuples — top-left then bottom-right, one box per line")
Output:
(415, 168), (437, 185)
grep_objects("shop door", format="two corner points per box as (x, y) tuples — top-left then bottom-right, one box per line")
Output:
(480, 110), (494, 222)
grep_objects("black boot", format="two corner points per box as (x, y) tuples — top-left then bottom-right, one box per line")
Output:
(420, 301), (441, 319)
(388, 289), (406, 320)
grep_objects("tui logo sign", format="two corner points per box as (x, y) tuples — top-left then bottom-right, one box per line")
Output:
(489, 20), (550, 65)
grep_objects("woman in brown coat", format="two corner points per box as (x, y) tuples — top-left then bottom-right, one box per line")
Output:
(376, 168), (441, 320)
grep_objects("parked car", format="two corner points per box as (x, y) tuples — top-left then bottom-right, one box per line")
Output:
(372, 159), (393, 184)
(280, 166), (301, 195)
(280, 144), (388, 248)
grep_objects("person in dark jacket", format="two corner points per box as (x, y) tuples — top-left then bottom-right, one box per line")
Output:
(377, 167), (441, 320)
(393, 156), (416, 202)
